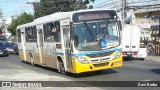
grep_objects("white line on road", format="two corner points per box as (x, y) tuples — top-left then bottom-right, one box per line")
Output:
(124, 64), (160, 69)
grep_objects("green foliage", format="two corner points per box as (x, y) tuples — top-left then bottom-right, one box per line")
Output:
(7, 12), (33, 34)
(34, 0), (95, 18)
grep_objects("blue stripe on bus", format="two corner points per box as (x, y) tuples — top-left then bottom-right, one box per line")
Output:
(72, 48), (121, 56)
(18, 48), (121, 57)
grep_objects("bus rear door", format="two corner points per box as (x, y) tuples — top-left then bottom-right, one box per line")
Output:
(21, 28), (27, 61)
(36, 24), (45, 65)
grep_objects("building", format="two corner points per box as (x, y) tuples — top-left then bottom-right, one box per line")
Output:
(132, 10), (160, 43)
(0, 16), (12, 39)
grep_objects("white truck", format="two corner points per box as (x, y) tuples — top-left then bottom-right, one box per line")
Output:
(121, 24), (141, 60)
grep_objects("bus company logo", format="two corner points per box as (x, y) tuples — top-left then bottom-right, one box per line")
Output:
(99, 58), (103, 62)
(2, 82), (11, 87)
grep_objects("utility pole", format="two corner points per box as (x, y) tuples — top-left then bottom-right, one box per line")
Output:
(121, 0), (127, 25)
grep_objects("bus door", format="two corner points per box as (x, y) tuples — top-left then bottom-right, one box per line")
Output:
(36, 25), (45, 65)
(21, 28), (27, 61)
(60, 19), (73, 70)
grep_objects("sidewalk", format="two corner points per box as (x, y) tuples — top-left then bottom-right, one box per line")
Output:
(145, 55), (160, 62)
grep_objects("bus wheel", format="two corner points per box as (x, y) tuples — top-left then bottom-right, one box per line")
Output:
(30, 56), (35, 66)
(59, 61), (66, 75)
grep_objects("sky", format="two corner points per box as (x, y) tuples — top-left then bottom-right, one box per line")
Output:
(0, 0), (40, 17)
(0, 0), (160, 17)
(0, 0), (107, 17)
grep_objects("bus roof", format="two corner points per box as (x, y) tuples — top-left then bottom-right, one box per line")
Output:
(17, 9), (116, 29)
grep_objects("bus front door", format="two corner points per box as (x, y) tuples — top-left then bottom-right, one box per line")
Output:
(62, 25), (73, 70)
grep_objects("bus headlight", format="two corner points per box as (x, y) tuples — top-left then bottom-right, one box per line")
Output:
(113, 51), (121, 59)
(75, 56), (90, 64)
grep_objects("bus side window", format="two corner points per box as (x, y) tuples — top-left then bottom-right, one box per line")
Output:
(46, 22), (54, 42)
(43, 24), (47, 42)
(25, 27), (29, 42)
(33, 26), (37, 42)
(28, 27), (34, 42)
(17, 29), (21, 43)
(54, 21), (60, 42)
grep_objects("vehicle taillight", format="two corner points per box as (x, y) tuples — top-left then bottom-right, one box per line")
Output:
(133, 52), (138, 56)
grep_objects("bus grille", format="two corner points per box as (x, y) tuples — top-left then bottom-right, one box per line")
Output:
(93, 62), (109, 67)
(87, 52), (114, 58)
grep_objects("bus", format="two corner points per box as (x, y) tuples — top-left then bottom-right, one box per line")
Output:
(16, 9), (123, 74)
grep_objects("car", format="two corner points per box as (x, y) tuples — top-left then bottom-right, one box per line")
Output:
(13, 43), (18, 55)
(5, 42), (15, 54)
(0, 43), (8, 56)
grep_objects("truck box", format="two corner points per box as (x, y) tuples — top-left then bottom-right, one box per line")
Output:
(121, 24), (140, 59)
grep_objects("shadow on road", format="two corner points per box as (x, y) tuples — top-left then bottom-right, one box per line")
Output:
(68, 69), (118, 78)
(21, 60), (59, 73)
(150, 68), (160, 74)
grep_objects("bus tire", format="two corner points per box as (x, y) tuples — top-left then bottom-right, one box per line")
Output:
(59, 60), (66, 75)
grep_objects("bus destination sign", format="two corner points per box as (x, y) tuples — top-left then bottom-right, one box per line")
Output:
(73, 10), (117, 22)
(78, 13), (111, 21)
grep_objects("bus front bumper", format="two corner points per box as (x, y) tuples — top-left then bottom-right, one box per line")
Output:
(73, 56), (123, 74)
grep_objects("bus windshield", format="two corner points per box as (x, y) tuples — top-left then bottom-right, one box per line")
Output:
(73, 20), (120, 51)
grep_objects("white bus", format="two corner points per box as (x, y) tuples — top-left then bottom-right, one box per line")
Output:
(17, 9), (123, 74)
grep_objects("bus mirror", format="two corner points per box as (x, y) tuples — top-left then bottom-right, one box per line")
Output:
(118, 21), (122, 31)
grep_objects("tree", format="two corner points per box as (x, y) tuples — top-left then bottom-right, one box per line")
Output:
(7, 12), (34, 35)
(33, 0), (95, 18)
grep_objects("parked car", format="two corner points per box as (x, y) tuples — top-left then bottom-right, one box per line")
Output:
(5, 42), (15, 54)
(13, 43), (18, 55)
(0, 43), (8, 56)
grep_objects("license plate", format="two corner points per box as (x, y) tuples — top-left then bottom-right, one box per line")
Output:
(127, 53), (131, 54)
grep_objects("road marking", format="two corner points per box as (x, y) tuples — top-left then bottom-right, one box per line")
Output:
(124, 64), (160, 69)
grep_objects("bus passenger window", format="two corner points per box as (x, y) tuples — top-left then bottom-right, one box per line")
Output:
(54, 21), (60, 42)
(26, 27), (34, 42)
(25, 27), (29, 42)
(46, 22), (54, 42)
(17, 29), (21, 43)
(33, 26), (37, 42)
(45, 21), (60, 43)
(50, 21), (60, 42)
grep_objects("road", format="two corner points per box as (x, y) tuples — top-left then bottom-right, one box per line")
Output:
(0, 55), (160, 90)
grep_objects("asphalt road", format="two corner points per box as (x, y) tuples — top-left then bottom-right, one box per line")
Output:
(0, 55), (160, 90)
